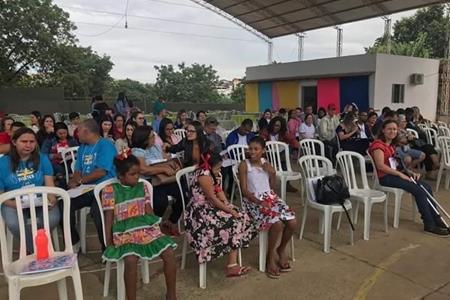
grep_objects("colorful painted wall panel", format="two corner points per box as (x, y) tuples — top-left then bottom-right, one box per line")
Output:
(245, 83), (259, 112)
(258, 82), (273, 112)
(275, 81), (299, 109)
(317, 78), (340, 111)
(340, 76), (369, 112)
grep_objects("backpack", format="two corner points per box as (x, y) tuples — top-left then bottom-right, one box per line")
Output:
(316, 175), (355, 231)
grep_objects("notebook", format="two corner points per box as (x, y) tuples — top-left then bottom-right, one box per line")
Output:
(20, 254), (77, 275)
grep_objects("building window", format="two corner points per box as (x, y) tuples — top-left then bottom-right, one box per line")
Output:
(392, 84), (405, 103)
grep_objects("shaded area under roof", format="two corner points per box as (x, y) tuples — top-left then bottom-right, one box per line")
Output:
(205, 0), (446, 38)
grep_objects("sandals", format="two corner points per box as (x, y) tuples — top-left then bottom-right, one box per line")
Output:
(226, 264), (251, 277)
(278, 262), (292, 273)
(266, 265), (281, 279)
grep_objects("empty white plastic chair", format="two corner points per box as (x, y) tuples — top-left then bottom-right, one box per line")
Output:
(174, 129), (186, 139)
(94, 178), (152, 299)
(437, 121), (448, 128)
(366, 150), (416, 228)
(436, 136), (450, 192)
(299, 139), (325, 157)
(0, 187), (83, 300)
(336, 151), (388, 240)
(423, 127), (440, 152)
(438, 126), (450, 137)
(298, 155), (353, 253)
(265, 141), (302, 204)
(226, 144), (249, 202)
(406, 128), (419, 139)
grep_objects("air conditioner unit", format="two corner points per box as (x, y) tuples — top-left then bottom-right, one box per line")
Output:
(410, 73), (424, 85)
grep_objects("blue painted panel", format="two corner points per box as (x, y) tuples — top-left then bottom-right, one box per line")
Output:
(258, 82), (273, 111)
(339, 76), (369, 112)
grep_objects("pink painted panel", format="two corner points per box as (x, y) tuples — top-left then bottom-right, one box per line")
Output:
(317, 78), (340, 111)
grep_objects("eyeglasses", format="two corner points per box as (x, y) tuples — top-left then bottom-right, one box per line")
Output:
(166, 127), (174, 131)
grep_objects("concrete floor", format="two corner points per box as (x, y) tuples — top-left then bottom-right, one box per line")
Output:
(2, 177), (450, 300)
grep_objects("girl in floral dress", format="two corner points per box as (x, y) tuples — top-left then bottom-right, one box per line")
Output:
(185, 152), (257, 277)
(238, 136), (297, 279)
(102, 151), (177, 300)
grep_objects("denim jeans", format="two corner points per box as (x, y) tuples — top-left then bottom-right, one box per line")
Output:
(379, 175), (437, 228)
(1, 205), (61, 253)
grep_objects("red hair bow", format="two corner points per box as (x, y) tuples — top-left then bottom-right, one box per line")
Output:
(116, 148), (132, 160)
(199, 153), (211, 170)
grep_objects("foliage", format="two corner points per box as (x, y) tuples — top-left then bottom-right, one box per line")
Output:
(230, 81), (245, 103)
(104, 78), (156, 104)
(154, 63), (223, 103)
(366, 5), (449, 59)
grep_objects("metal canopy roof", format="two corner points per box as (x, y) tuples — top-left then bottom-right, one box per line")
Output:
(205, 0), (447, 38)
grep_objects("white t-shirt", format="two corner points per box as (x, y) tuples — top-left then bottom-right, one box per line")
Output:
(300, 123), (316, 139)
(237, 133), (247, 145)
(270, 134), (279, 141)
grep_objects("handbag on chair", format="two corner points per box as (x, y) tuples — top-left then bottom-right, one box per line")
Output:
(151, 158), (183, 186)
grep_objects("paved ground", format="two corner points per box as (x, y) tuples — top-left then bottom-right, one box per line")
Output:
(2, 176), (450, 300)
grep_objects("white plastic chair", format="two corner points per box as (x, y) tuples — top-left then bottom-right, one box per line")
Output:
(436, 136), (450, 192)
(0, 187), (83, 300)
(94, 178), (152, 299)
(438, 121), (448, 128)
(60, 146), (90, 254)
(226, 144), (249, 202)
(417, 123), (428, 130)
(366, 150), (416, 228)
(174, 129), (186, 139)
(298, 155), (353, 253)
(265, 141), (302, 204)
(176, 166), (242, 289)
(406, 128), (419, 139)
(299, 139), (325, 157)
(336, 151), (388, 240)
(232, 164), (294, 272)
(438, 126), (450, 137)
(423, 127), (440, 152)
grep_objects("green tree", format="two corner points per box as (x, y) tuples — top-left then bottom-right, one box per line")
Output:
(366, 5), (449, 58)
(230, 82), (245, 103)
(105, 78), (156, 104)
(154, 63), (222, 103)
(0, 0), (76, 84)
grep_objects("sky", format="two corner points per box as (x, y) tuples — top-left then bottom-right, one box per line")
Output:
(53, 0), (416, 83)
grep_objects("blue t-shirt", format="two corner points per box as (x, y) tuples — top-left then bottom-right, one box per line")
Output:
(0, 153), (53, 192)
(152, 119), (161, 132)
(132, 146), (164, 165)
(75, 138), (117, 184)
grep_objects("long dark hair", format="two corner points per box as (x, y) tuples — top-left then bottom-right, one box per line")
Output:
(268, 116), (287, 135)
(124, 120), (138, 147)
(190, 121), (208, 150)
(199, 152), (222, 186)
(98, 115), (114, 137)
(131, 125), (153, 149)
(39, 114), (55, 133)
(377, 119), (399, 144)
(158, 118), (174, 143)
(54, 122), (71, 141)
(10, 127), (40, 172)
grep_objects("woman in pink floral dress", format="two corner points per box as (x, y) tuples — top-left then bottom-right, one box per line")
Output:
(184, 152), (257, 277)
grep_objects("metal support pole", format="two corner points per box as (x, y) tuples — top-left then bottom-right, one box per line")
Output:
(382, 16), (392, 54)
(268, 41), (273, 64)
(335, 26), (343, 57)
(297, 33), (305, 61)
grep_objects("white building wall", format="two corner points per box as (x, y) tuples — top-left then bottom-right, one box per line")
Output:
(374, 54), (440, 120)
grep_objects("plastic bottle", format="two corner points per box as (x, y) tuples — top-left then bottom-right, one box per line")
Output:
(35, 229), (49, 260)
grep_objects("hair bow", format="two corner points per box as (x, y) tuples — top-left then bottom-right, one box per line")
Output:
(116, 148), (132, 160)
(199, 153), (211, 170)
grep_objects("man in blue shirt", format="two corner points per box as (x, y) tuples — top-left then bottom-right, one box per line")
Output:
(68, 119), (117, 252)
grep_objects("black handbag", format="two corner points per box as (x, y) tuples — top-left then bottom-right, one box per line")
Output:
(316, 175), (355, 230)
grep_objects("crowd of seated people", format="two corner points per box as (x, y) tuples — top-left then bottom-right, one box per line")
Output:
(1, 97), (450, 299)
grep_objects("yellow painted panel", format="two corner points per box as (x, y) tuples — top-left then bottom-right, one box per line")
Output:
(245, 83), (259, 112)
(275, 81), (299, 109)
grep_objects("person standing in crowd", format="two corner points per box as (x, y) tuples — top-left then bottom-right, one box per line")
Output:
(115, 121), (137, 153)
(36, 114), (55, 147)
(102, 153), (177, 300)
(91, 95), (109, 121)
(0, 127), (61, 253)
(258, 109), (272, 131)
(0, 122), (26, 154)
(153, 106), (168, 133)
(159, 118), (181, 146)
(226, 119), (255, 148)
(239, 137), (296, 278)
(369, 120), (449, 236)
(174, 109), (188, 129)
(115, 92), (130, 119)
(316, 107), (326, 128)
(196, 111), (207, 128)
(287, 109), (301, 140)
(30, 111), (41, 133)
(204, 117), (223, 155)
(318, 104), (340, 160)
(68, 112), (80, 140)
(185, 152), (256, 277)
(131, 111), (146, 127)
(113, 114), (126, 140)
(299, 113), (316, 140)
(67, 119), (117, 252)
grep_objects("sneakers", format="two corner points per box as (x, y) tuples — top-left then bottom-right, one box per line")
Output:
(424, 226), (450, 237)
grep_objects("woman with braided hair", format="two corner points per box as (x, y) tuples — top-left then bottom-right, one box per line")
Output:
(184, 152), (257, 277)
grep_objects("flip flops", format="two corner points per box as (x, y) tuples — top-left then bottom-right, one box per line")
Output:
(226, 264), (251, 277)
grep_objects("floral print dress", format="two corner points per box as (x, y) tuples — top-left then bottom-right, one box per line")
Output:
(185, 168), (257, 264)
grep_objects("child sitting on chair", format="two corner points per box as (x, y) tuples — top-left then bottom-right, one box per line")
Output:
(102, 150), (177, 300)
(238, 136), (297, 279)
